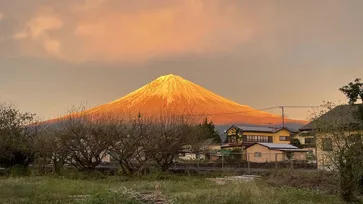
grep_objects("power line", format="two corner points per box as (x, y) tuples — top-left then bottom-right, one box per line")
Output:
(183, 106), (278, 117)
(280, 105), (320, 108)
(182, 105), (319, 117)
(191, 106), (279, 116)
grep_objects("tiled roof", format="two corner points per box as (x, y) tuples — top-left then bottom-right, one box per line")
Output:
(246, 142), (307, 152)
(278, 149), (309, 152)
(235, 126), (275, 133)
(300, 104), (362, 131)
(257, 143), (298, 149)
(234, 125), (290, 133)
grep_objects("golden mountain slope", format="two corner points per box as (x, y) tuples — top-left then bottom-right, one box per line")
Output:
(67, 74), (304, 126)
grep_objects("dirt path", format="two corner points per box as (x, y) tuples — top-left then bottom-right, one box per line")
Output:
(206, 175), (261, 185)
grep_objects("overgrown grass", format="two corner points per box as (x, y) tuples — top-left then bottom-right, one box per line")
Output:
(0, 173), (345, 204)
(264, 169), (339, 194)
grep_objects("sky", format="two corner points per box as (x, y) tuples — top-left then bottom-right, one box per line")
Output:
(0, 0), (362, 121)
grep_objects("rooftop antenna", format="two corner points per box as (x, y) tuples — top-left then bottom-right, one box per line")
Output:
(268, 122), (275, 130)
(279, 106), (285, 128)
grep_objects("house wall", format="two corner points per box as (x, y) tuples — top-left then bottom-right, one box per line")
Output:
(245, 144), (308, 163)
(274, 129), (291, 144)
(226, 127), (291, 145)
(245, 144), (285, 163)
(292, 152), (307, 160)
(242, 129), (291, 144)
(294, 134), (315, 145)
(102, 153), (111, 163)
(314, 131), (363, 170)
(208, 144), (221, 150)
(294, 133), (317, 155)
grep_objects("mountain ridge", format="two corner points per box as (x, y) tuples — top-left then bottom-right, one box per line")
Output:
(47, 74), (307, 127)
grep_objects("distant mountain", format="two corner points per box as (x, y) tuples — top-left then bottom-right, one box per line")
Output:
(47, 74), (306, 127)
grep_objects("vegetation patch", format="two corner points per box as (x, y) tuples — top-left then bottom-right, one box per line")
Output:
(0, 175), (345, 204)
(264, 169), (339, 194)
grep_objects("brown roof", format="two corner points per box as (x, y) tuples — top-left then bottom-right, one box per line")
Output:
(245, 142), (308, 152)
(300, 104), (362, 131)
(226, 125), (292, 134)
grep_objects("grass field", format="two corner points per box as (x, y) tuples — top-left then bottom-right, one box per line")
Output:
(0, 173), (344, 204)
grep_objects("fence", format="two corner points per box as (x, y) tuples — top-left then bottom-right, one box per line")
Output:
(26, 150), (317, 174)
(172, 152), (317, 173)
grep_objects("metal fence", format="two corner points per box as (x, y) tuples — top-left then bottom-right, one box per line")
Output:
(172, 152), (317, 173)
(26, 151), (318, 174)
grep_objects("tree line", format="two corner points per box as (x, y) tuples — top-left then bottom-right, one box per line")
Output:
(0, 104), (219, 175)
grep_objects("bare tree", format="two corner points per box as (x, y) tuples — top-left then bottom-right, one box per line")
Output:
(36, 129), (69, 174)
(55, 108), (113, 171)
(146, 112), (207, 171)
(107, 115), (153, 174)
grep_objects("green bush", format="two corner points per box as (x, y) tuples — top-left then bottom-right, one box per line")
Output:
(6, 165), (32, 177)
(85, 191), (139, 204)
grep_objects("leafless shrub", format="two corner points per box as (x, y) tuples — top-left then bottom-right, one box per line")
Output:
(54, 107), (114, 171)
(145, 111), (209, 171)
(107, 114), (153, 174)
(39, 106), (213, 174)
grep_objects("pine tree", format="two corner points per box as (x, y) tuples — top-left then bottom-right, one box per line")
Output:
(199, 118), (221, 143)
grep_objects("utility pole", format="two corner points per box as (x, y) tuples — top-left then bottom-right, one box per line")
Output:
(279, 106), (285, 128)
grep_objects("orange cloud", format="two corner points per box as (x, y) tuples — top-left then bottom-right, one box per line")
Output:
(12, 7), (64, 58)
(12, 0), (255, 62)
(44, 38), (61, 54)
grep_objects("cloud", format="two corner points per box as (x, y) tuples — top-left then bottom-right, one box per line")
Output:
(0, 12), (3, 21)
(7, 0), (363, 63)
(12, 7), (64, 58)
(70, 0), (108, 11)
(13, 32), (28, 40)
(11, 0), (254, 62)
(44, 38), (61, 54)
(14, 15), (63, 39)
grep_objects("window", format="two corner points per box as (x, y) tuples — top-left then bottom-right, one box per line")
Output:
(304, 137), (315, 144)
(245, 135), (269, 142)
(228, 136), (242, 144)
(280, 136), (291, 141)
(254, 152), (262, 157)
(322, 138), (333, 151)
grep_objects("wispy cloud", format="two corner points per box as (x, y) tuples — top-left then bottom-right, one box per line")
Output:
(14, 15), (63, 39)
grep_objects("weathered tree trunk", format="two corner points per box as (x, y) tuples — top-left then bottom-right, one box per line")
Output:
(339, 157), (357, 202)
(52, 158), (64, 174)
